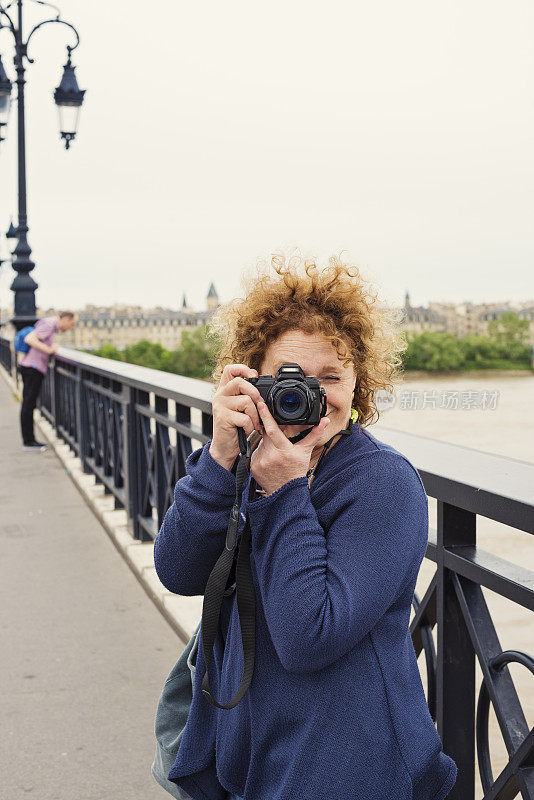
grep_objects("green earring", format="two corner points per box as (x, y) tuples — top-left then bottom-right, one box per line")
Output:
(350, 407), (359, 423)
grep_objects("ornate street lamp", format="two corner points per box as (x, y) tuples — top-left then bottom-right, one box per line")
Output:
(0, 0), (85, 330)
(54, 47), (85, 149)
(0, 52), (11, 144)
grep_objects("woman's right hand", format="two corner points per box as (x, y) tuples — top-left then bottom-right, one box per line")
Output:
(209, 364), (264, 471)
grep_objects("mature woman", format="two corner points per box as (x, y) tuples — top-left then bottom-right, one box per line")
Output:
(154, 253), (458, 800)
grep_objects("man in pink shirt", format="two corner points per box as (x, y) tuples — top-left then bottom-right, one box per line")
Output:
(18, 311), (77, 450)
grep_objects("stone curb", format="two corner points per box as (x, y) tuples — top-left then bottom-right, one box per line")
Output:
(0, 364), (202, 646)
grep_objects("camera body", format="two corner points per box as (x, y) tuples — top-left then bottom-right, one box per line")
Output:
(246, 363), (327, 426)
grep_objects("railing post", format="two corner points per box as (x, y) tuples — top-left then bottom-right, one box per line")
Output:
(436, 501), (476, 800)
(51, 358), (59, 429)
(101, 377), (112, 495)
(124, 385), (141, 539)
(0, 338), (13, 375)
(12, 343), (18, 386)
(124, 386), (152, 541)
(112, 384), (124, 510)
(201, 409), (213, 443)
(75, 366), (91, 474)
(175, 401), (194, 478)
(155, 394), (170, 531)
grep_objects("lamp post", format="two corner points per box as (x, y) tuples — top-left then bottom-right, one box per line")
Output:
(0, 0), (85, 332)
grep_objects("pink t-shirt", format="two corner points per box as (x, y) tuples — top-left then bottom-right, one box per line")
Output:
(20, 316), (60, 375)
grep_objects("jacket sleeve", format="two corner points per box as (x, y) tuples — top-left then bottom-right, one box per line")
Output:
(247, 452), (429, 673)
(153, 442), (238, 596)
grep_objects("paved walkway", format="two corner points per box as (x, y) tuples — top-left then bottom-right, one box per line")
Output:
(0, 374), (182, 800)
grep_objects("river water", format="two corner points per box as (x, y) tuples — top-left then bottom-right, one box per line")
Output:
(373, 370), (534, 462)
(372, 372), (533, 796)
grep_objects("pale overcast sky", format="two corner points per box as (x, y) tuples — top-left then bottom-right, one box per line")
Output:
(0, 0), (533, 313)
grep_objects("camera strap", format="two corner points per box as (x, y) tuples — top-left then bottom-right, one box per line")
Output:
(200, 419), (354, 709)
(200, 427), (256, 709)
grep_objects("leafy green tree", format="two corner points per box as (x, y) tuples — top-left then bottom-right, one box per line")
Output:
(402, 331), (464, 371)
(123, 339), (169, 370)
(162, 325), (220, 380)
(458, 334), (499, 368)
(487, 311), (530, 360)
(91, 342), (124, 362)
(402, 327), (531, 371)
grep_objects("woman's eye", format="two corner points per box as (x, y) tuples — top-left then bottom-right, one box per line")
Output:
(323, 377), (339, 381)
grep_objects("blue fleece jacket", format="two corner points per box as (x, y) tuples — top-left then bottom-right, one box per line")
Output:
(154, 425), (458, 800)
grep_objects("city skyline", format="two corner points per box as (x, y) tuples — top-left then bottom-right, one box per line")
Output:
(25, 292), (534, 315)
(3, 293), (534, 318)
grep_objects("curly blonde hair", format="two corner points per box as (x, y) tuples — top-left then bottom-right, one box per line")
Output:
(207, 250), (407, 426)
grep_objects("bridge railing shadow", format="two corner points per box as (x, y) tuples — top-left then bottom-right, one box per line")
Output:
(1, 338), (533, 800)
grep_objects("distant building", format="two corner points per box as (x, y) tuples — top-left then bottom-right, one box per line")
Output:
(400, 291), (447, 334)
(181, 292), (197, 314)
(207, 282), (219, 312)
(400, 293), (534, 345)
(479, 302), (534, 344)
(52, 283), (221, 351)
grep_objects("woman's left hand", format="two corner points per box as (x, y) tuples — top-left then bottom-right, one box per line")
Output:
(250, 401), (331, 496)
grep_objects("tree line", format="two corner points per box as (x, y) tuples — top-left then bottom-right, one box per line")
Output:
(91, 311), (532, 377)
(402, 312), (531, 371)
(91, 325), (219, 380)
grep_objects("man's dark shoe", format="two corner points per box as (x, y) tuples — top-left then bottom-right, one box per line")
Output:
(23, 440), (48, 451)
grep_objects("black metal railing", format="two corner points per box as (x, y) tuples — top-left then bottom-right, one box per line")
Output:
(1, 337), (533, 800)
(32, 344), (214, 541)
(0, 335), (12, 374)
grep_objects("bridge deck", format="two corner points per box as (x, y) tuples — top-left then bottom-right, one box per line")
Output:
(0, 375), (181, 799)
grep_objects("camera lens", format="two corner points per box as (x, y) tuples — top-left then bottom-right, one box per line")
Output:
(276, 387), (307, 419)
(280, 390), (302, 414)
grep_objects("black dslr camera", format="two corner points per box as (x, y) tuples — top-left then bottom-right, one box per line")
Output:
(246, 363), (327, 426)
